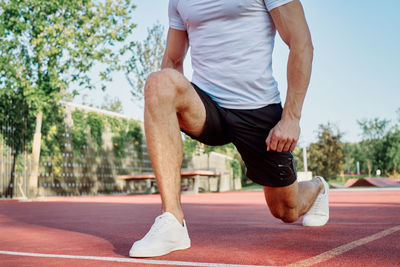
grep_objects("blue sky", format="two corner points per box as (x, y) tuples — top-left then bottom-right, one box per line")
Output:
(75, 0), (400, 145)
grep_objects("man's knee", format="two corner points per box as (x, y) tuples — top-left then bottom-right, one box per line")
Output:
(269, 204), (299, 223)
(145, 69), (183, 106)
(145, 70), (175, 106)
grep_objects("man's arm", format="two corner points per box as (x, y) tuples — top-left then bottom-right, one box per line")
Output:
(161, 28), (189, 72)
(266, 0), (314, 152)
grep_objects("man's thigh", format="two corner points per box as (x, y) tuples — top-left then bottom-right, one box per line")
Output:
(181, 83), (231, 146)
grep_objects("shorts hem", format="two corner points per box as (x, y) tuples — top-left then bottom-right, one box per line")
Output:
(246, 173), (297, 188)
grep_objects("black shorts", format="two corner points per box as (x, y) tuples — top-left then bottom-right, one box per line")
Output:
(183, 83), (297, 187)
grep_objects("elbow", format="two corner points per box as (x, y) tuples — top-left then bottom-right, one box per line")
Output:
(172, 58), (184, 69)
(308, 41), (314, 55)
(161, 55), (184, 71)
(306, 41), (314, 61)
(289, 39), (314, 57)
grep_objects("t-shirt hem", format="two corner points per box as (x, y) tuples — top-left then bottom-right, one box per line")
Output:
(217, 101), (282, 110)
(266, 0), (294, 11)
(169, 23), (186, 31)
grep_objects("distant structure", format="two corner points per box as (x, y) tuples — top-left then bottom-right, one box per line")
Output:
(1, 102), (240, 199)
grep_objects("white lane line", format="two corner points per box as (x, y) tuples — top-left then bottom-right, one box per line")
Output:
(285, 225), (400, 267)
(0, 250), (273, 267)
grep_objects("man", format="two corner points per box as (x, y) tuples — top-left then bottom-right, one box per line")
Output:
(130, 0), (329, 258)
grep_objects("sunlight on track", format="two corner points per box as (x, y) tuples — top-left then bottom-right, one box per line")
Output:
(285, 225), (400, 267)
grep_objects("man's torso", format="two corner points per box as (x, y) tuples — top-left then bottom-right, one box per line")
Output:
(169, 0), (292, 109)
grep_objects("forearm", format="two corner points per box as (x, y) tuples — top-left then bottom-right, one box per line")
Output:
(161, 55), (184, 73)
(282, 42), (313, 121)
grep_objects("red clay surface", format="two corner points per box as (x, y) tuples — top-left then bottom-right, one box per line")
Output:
(0, 189), (399, 266)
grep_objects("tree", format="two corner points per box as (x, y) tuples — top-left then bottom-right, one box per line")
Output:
(125, 22), (166, 100)
(383, 127), (400, 176)
(100, 95), (124, 114)
(0, 0), (136, 197)
(358, 118), (390, 140)
(0, 94), (34, 197)
(308, 123), (344, 180)
(396, 108), (400, 123)
(357, 118), (391, 176)
(343, 111), (400, 178)
(293, 147), (304, 171)
(343, 142), (367, 174)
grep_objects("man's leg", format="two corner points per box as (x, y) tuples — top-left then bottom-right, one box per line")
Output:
(130, 69), (207, 257)
(144, 68), (206, 224)
(263, 178), (323, 223)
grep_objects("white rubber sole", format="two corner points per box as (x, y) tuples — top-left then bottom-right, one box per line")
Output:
(129, 242), (191, 258)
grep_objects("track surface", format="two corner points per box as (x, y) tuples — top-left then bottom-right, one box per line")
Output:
(0, 189), (399, 266)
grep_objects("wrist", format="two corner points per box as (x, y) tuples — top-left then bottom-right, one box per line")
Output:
(281, 110), (301, 121)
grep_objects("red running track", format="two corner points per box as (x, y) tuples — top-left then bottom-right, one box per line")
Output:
(0, 189), (399, 266)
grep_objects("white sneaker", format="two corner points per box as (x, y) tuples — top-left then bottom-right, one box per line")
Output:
(129, 212), (191, 257)
(302, 176), (329, 227)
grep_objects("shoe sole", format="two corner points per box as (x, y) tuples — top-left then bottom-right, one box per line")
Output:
(129, 242), (191, 258)
(302, 216), (329, 227)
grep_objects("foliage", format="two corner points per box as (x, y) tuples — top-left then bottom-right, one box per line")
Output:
(100, 95), (124, 113)
(354, 117), (396, 176)
(384, 128), (400, 173)
(127, 120), (143, 154)
(293, 147), (304, 171)
(71, 109), (88, 154)
(0, 0), (136, 111)
(343, 142), (366, 173)
(182, 134), (247, 182)
(0, 90), (34, 196)
(0, 0), (137, 195)
(125, 22), (166, 100)
(182, 135), (238, 158)
(111, 119), (143, 160)
(87, 112), (104, 151)
(308, 123), (345, 180)
(182, 134), (200, 157)
(397, 108), (400, 123)
(329, 110), (400, 178)
(0, 91), (33, 153)
(70, 109), (143, 159)
(230, 159), (241, 179)
(40, 105), (67, 157)
(365, 126), (400, 176)
(241, 182), (263, 190)
(358, 118), (391, 140)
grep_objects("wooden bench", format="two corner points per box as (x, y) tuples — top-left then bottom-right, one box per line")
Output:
(117, 170), (221, 194)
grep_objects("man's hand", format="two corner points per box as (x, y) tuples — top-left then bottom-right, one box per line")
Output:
(266, 119), (300, 152)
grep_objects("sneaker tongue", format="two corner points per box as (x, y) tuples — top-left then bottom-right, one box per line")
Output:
(161, 212), (175, 219)
(156, 212), (174, 222)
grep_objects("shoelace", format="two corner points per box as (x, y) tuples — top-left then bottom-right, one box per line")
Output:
(308, 195), (326, 216)
(145, 215), (173, 238)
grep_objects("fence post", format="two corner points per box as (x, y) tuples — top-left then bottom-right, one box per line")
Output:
(27, 111), (43, 198)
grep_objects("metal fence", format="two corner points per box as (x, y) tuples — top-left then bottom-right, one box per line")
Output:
(0, 103), (164, 199)
(0, 124), (31, 198)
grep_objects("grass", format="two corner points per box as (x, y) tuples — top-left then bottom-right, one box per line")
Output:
(328, 174), (370, 185)
(241, 182), (263, 191)
(240, 174), (374, 190)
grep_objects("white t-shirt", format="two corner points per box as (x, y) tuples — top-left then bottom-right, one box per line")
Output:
(168, 0), (293, 109)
